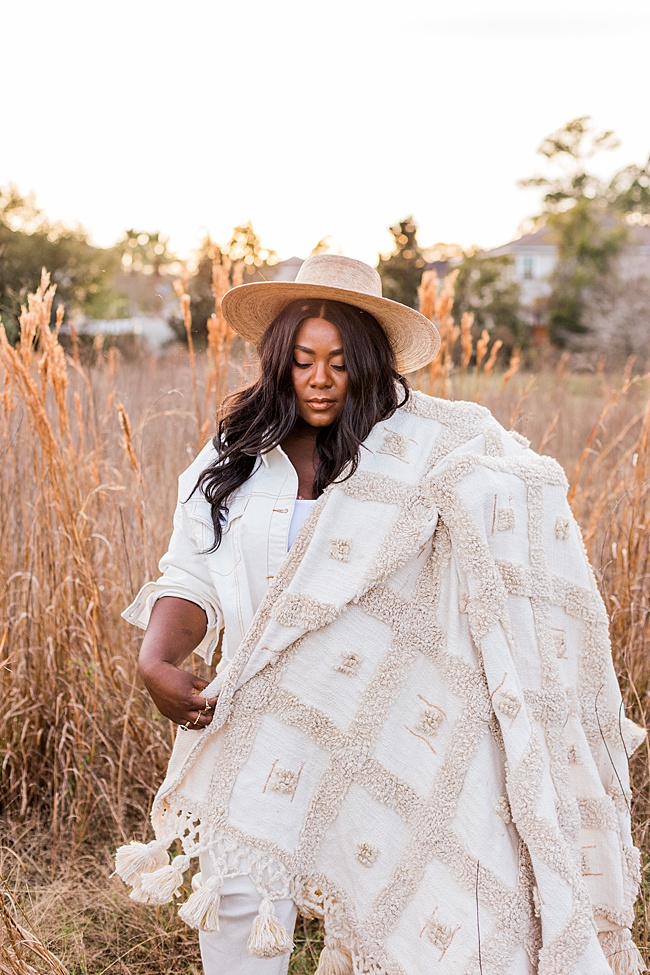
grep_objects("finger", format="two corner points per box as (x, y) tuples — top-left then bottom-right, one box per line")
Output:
(190, 692), (219, 712)
(177, 710), (205, 730)
(187, 709), (213, 729)
(178, 718), (199, 731)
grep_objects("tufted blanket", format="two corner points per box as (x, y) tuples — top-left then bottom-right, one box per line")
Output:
(116, 391), (645, 975)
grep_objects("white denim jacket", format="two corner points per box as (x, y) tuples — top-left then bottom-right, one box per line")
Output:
(122, 440), (302, 670)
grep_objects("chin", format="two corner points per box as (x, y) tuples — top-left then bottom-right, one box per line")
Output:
(307, 415), (337, 428)
(300, 408), (341, 428)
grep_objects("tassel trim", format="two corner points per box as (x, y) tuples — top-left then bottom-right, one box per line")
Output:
(114, 839), (170, 887)
(315, 935), (354, 975)
(599, 929), (647, 975)
(247, 896), (294, 958)
(115, 829), (298, 955)
(129, 883), (157, 904)
(178, 873), (223, 931)
(138, 854), (191, 905)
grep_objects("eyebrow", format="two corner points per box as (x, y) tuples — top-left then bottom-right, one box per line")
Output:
(294, 345), (344, 356)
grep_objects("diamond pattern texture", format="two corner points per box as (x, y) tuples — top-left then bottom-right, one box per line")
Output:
(146, 392), (642, 975)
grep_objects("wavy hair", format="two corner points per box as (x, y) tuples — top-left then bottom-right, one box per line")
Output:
(194, 297), (409, 549)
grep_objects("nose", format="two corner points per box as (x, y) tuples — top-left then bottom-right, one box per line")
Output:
(310, 360), (332, 387)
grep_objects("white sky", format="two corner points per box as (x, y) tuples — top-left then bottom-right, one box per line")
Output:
(2, 0), (649, 265)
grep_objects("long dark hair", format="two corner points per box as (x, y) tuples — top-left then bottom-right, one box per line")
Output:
(194, 298), (409, 549)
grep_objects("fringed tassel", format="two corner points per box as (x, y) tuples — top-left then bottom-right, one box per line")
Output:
(138, 854), (191, 905)
(114, 839), (170, 887)
(129, 884), (156, 904)
(599, 929), (647, 975)
(247, 896), (294, 958)
(178, 873), (223, 932)
(315, 934), (354, 975)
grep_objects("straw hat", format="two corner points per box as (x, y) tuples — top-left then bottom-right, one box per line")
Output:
(221, 254), (440, 374)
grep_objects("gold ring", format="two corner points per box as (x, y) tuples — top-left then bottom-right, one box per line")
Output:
(192, 713), (201, 726)
(203, 697), (212, 712)
(180, 722), (191, 732)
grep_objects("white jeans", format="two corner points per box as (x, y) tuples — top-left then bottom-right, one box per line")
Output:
(198, 856), (298, 975)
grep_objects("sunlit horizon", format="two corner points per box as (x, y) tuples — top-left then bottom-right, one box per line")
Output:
(3, 0), (650, 267)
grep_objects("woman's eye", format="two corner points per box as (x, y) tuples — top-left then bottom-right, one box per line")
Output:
(293, 360), (311, 369)
(332, 363), (346, 371)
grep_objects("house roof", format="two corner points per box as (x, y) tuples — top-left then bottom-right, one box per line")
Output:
(486, 226), (555, 256)
(423, 259), (452, 277)
(488, 221), (650, 256)
(270, 256), (303, 282)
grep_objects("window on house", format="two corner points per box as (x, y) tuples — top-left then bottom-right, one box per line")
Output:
(523, 256), (534, 280)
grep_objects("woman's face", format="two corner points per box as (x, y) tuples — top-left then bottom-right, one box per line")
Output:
(291, 317), (348, 428)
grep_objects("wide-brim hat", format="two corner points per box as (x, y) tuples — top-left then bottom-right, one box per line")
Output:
(221, 254), (440, 374)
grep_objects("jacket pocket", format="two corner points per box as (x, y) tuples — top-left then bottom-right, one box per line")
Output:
(186, 493), (250, 576)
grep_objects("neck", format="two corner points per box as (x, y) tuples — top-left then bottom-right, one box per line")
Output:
(289, 418), (322, 443)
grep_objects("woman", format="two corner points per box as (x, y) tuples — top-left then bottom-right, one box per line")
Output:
(117, 256), (644, 975)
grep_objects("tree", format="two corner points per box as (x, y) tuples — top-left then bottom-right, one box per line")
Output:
(583, 272), (650, 363)
(107, 228), (180, 317)
(0, 185), (122, 341)
(519, 118), (634, 346)
(545, 201), (627, 344)
(453, 251), (525, 352)
(168, 224), (278, 345)
(376, 217), (426, 309)
(114, 228), (177, 278)
(222, 222), (278, 281)
(609, 157), (650, 219)
(522, 117), (650, 221)
(167, 238), (217, 345)
(520, 116), (620, 215)
(0, 184), (42, 233)
(310, 236), (333, 256)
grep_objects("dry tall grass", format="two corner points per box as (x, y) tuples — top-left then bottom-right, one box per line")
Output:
(1, 270), (648, 973)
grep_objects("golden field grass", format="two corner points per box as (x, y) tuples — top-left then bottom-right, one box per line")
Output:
(0, 272), (649, 974)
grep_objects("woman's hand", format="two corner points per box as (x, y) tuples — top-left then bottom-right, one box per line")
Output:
(137, 596), (219, 731)
(139, 659), (218, 729)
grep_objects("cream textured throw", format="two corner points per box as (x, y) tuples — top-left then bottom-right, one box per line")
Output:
(116, 392), (646, 975)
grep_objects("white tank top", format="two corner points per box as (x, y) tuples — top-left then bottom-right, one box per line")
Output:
(287, 499), (317, 550)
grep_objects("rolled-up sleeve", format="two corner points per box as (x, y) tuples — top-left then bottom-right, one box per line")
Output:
(122, 492), (224, 665)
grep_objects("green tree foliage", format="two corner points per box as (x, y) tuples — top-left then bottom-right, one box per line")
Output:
(453, 251), (525, 352)
(223, 222), (278, 280)
(609, 157), (650, 219)
(168, 239), (216, 345)
(114, 228), (176, 278)
(376, 217), (426, 309)
(520, 117), (648, 345)
(521, 116), (620, 214)
(0, 185), (121, 341)
(168, 224), (278, 345)
(110, 228), (179, 317)
(545, 201), (626, 343)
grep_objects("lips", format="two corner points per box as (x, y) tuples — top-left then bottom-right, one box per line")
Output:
(307, 399), (336, 410)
